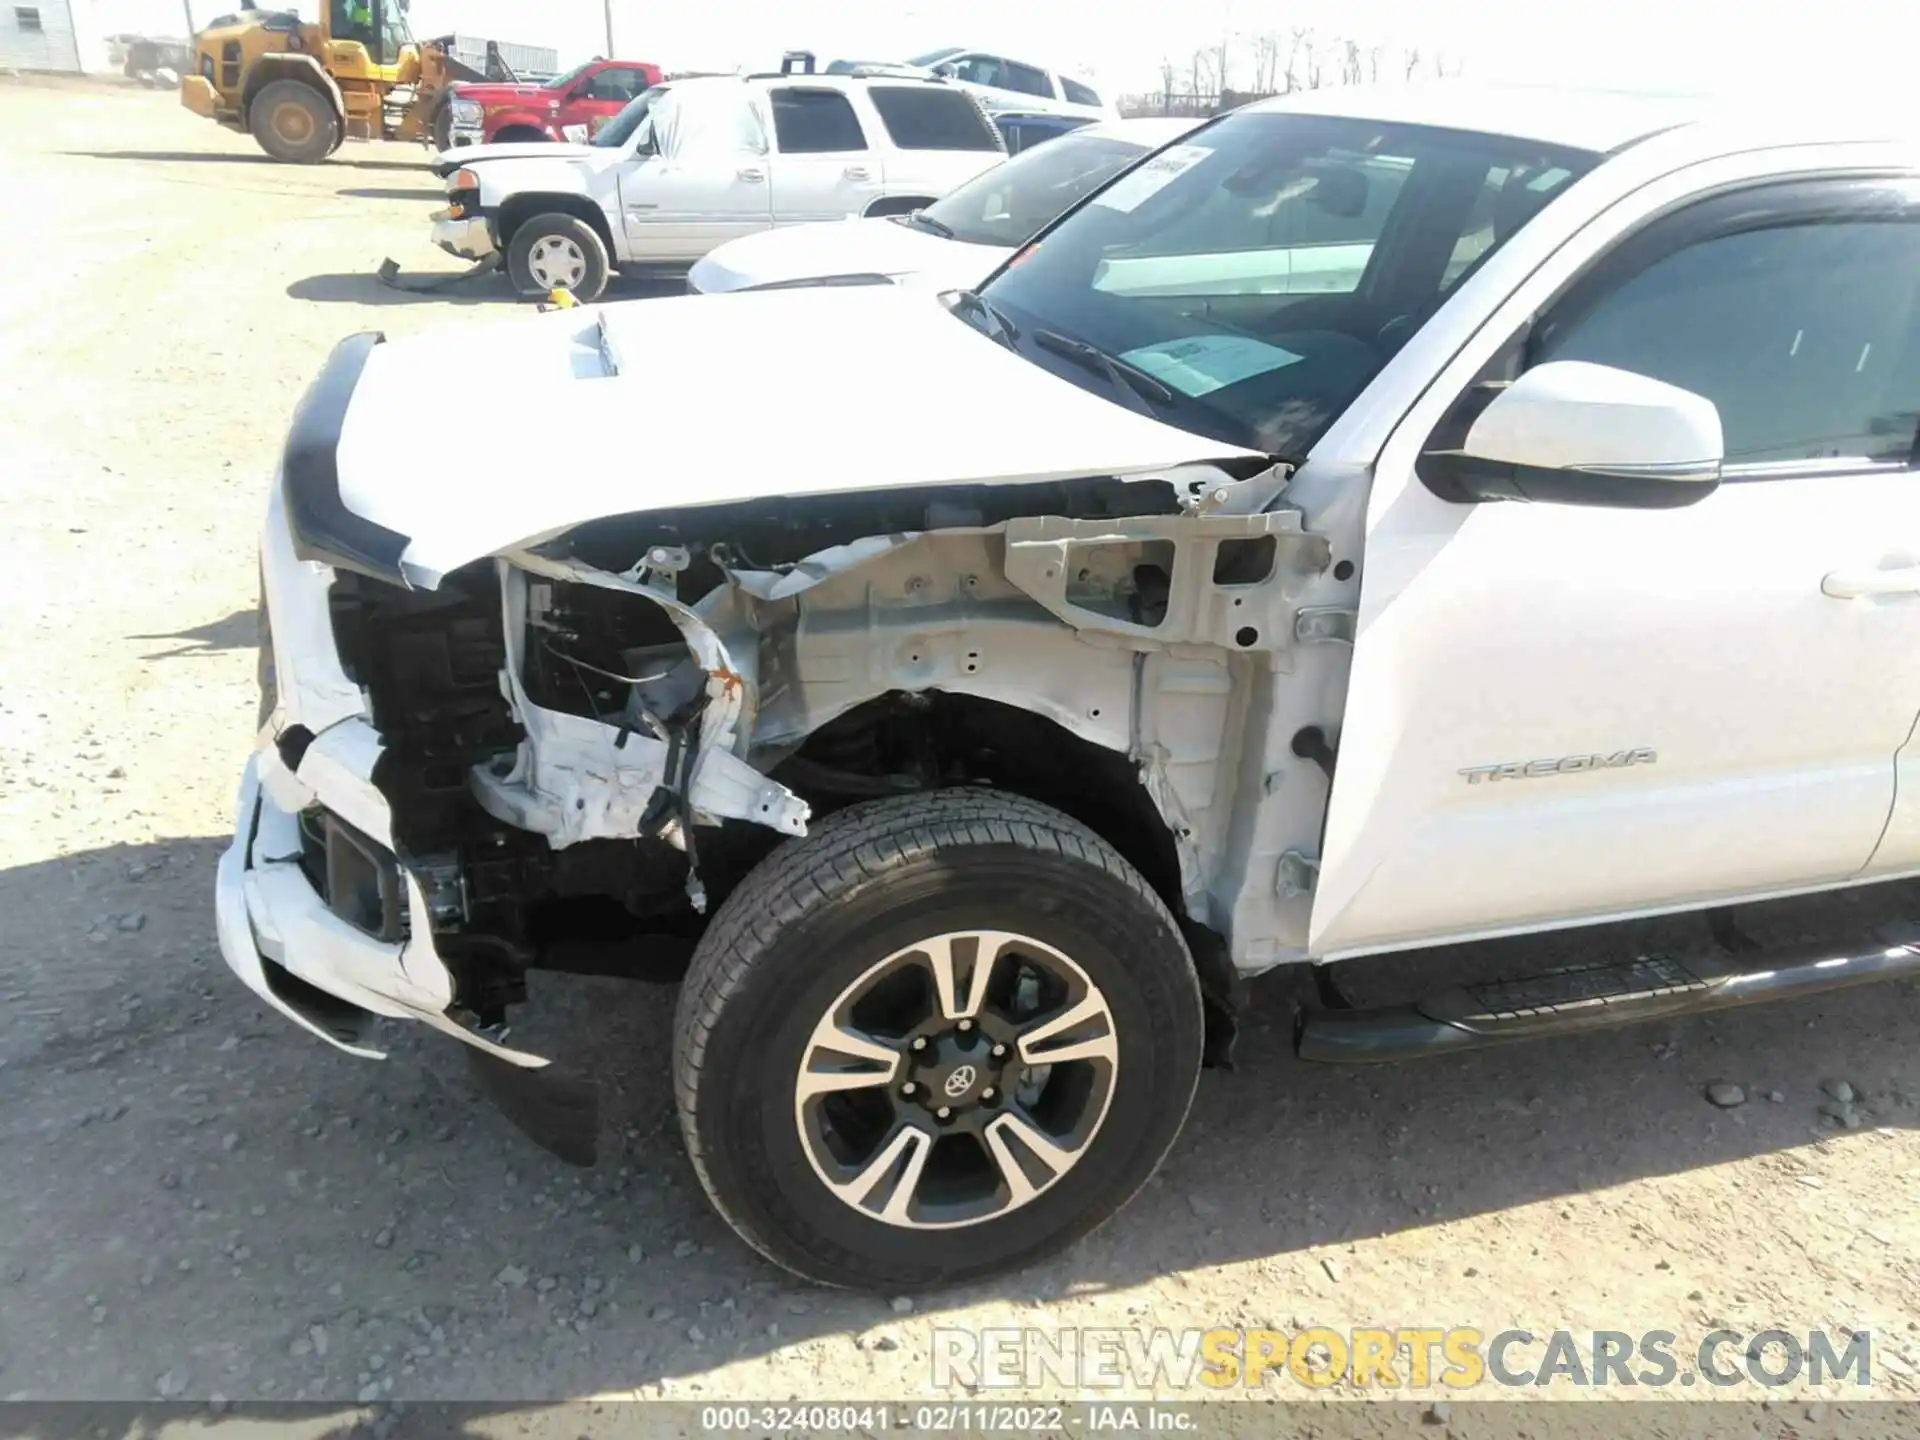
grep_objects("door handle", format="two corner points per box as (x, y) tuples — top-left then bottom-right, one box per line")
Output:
(843, 165), (871, 180)
(1822, 563), (1920, 598)
(736, 167), (765, 182)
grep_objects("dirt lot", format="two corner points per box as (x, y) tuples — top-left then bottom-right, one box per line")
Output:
(3, 76), (1920, 1420)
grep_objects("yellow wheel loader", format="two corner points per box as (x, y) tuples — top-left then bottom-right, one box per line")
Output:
(179, 0), (481, 163)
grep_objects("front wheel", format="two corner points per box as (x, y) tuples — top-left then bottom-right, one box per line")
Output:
(249, 79), (338, 164)
(671, 789), (1204, 1290)
(504, 213), (610, 302)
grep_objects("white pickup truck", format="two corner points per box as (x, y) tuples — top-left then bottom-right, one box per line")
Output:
(226, 83), (1920, 1291)
(428, 68), (1005, 300)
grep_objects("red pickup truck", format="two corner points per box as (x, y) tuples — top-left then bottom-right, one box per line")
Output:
(439, 59), (663, 149)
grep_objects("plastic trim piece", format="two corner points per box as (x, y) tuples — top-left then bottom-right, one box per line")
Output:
(280, 331), (414, 586)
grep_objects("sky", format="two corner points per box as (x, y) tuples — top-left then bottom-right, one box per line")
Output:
(123, 0), (1920, 98)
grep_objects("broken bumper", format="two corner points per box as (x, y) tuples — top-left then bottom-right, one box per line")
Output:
(431, 213), (496, 261)
(215, 739), (549, 1071)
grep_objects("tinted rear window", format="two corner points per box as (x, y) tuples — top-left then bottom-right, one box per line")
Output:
(1061, 78), (1101, 107)
(868, 86), (1001, 151)
(769, 88), (867, 152)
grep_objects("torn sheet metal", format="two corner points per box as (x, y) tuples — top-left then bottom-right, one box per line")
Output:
(472, 554), (810, 852)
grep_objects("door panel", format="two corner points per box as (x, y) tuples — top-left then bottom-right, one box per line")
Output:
(767, 87), (881, 223)
(1313, 178), (1920, 959)
(618, 160), (772, 261)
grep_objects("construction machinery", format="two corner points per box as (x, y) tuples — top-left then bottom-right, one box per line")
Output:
(178, 0), (521, 163)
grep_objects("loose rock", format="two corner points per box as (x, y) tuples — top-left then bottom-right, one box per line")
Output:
(1705, 1082), (1746, 1108)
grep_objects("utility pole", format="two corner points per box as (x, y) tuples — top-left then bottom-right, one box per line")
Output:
(602, 0), (614, 55)
(182, 0), (195, 37)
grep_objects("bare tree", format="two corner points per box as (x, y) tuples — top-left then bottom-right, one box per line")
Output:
(1250, 33), (1280, 95)
(1211, 34), (1233, 96)
(1403, 46), (1422, 81)
(1283, 27), (1308, 92)
(1369, 44), (1385, 82)
(1341, 39), (1363, 86)
(1305, 34), (1327, 90)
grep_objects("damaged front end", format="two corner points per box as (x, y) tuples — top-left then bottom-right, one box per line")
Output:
(219, 319), (1347, 1164)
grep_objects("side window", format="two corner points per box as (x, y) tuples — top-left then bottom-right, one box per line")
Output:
(1534, 218), (1920, 468)
(1002, 61), (1055, 98)
(1061, 78), (1101, 108)
(949, 54), (1008, 88)
(769, 87), (868, 153)
(867, 86), (1000, 151)
(583, 67), (646, 102)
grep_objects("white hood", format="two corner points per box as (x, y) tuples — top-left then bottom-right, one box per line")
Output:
(438, 141), (605, 166)
(688, 217), (1010, 295)
(332, 284), (1261, 586)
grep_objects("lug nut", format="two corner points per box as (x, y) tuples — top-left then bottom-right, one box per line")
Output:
(982, 1087), (997, 1102)
(911, 1037), (928, 1051)
(992, 1043), (1008, 1058)
(900, 1082), (917, 1097)
(957, 1019), (974, 1032)
(936, 1106), (952, 1120)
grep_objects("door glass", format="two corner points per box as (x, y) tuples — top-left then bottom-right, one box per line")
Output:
(867, 86), (1001, 151)
(922, 132), (1153, 246)
(769, 88), (868, 153)
(1002, 61), (1054, 98)
(1535, 221), (1920, 467)
(950, 55), (1008, 88)
(584, 67), (644, 102)
(1061, 78), (1102, 107)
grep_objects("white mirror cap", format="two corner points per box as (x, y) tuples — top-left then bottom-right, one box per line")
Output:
(1464, 360), (1724, 482)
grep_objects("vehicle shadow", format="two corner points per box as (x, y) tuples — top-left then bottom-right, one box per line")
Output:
(4, 831), (1915, 1402)
(286, 272), (689, 307)
(337, 186), (449, 202)
(64, 149), (431, 172)
(129, 607), (256, 661)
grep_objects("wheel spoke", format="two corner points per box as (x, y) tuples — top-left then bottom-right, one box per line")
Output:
(983, 1110), (1078, 1206)
(831, 1123), (933, 1222)
(796, 1017), (899, 1101)
(1017, 992), (1118, 1067)
(926, 931), (1014, 1021)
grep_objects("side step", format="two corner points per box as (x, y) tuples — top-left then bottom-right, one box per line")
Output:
(1296, 931), (1920, 1064)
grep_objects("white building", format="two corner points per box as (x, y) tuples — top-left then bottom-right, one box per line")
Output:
(3, 0), (111, 74)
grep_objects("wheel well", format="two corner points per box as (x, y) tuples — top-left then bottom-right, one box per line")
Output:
(493, 124), (549, 143)
(863, 194), (936, 218)
(240, 56), (343, 126)
(773, 692), (1185, 911)
(496, 194), (615, 258)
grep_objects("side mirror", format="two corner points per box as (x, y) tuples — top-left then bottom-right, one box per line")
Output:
(933, 62), (959, 78)
(1423, 360), (1723, 508)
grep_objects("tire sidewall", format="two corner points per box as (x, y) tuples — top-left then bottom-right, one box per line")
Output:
(250, 81), (337, 164)
(506, 215), (610, 302)
(689, 835), (1201, 1288)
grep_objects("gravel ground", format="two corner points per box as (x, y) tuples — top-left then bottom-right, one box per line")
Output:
(3, 76), (1920, 1418)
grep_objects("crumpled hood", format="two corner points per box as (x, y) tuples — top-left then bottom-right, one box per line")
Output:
(688, 217), (1009, 294)
(328, 285), (1261, 586)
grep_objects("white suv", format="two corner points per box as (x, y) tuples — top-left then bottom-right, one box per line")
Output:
(900, 46), (1114, 121)
(429, 70), (1007, 300)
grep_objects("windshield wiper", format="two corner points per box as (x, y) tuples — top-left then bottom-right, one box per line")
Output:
(904, 210), (955, 239)
(949, 289), (1019, 350)
(1031, 329), (1173, 417)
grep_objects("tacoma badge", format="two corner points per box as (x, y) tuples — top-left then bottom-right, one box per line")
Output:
(1459, 748), (1657, 784)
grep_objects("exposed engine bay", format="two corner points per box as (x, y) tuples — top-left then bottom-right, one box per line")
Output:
(312, 468), (1343, 1030)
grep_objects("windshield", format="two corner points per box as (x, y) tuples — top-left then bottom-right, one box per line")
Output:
(906, 47), (965, 68)
(974, 110), (1595, 457)
(593, 86), (665, 148)
(544, 60), (595, 93)
(920, 131), (1155, 248)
